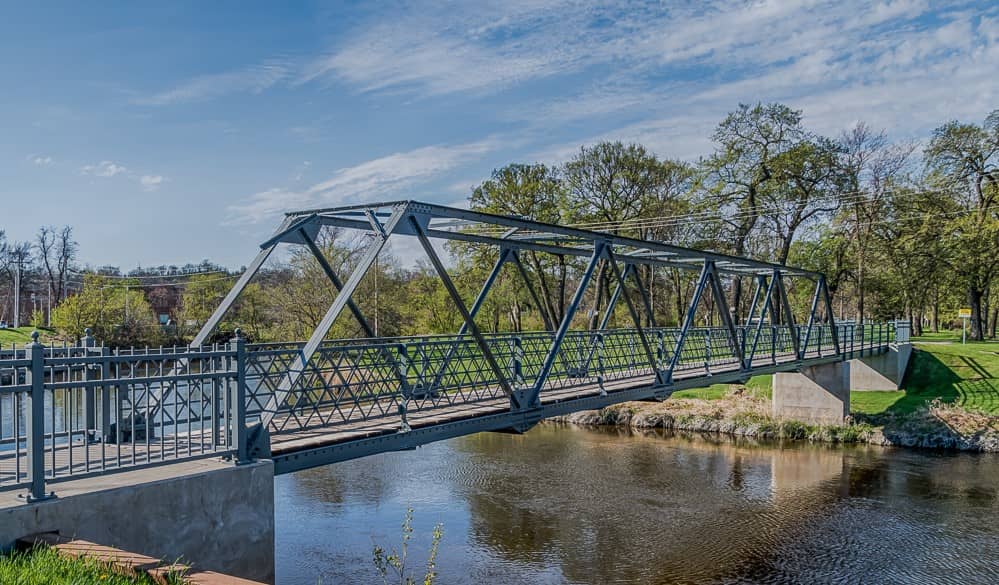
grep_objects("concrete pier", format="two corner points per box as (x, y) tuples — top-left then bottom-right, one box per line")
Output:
(0, 459), (275, 583)
(773, 362), (850, 425)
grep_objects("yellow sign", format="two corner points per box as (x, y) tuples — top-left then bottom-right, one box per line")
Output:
(958, 308), (972, 319)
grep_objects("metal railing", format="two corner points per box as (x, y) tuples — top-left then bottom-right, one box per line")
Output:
(1, 320), (905, 499)
(1, 331), (244, 500)
(240, 321), (902, 436)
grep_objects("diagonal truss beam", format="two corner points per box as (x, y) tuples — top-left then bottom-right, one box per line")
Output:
(409, 214), (517, 405)
(259, 205), (408, 428)
(706, 266), (745, 370)
(667, 262), (711, 382)
(774, 270), (800, 359)
(604, 247), (666, 385)
(747, 274), (778, 367)
(510, 250), (556, 332)
(821, 276), (840, 354)
(528, 243), (604, 407)
(428, 247), (512, 394)
(800, 278), (823, 359)
(300, 224), (413, 398)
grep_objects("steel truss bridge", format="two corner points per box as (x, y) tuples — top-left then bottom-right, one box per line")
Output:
(1, 201), (904, 501)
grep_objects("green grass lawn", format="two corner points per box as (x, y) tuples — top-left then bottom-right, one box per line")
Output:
(0, 547), (181, 584)
(668, 340), (998, 418)
(671, 374), (772, 401)
(0, 327), (56, 345)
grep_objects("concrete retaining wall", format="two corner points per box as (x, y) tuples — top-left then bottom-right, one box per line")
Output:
(0, 459), (274, 583)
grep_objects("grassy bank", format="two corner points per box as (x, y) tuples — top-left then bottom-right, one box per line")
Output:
(0, 327), (57, 345)
(560, 337), (999, 452)
(0, 546), (181, 585)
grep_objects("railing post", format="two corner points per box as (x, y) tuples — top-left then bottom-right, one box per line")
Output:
(703, 329), (712, 375)
(100, 345), (111, 442)
(771, 325), (777, 365)
(81, 328), (97, 442)
(229, 329), (249, 463)
(595, 333), (606, 395)
(511, 336), (524, 389)
(24, 331), (53, 502)
(397, 343), (411, 432)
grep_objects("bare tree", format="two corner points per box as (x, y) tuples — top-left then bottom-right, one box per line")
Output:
(36, 225), (78, 303)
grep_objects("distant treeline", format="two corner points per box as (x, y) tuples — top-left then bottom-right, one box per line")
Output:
(3, 102), (997, 346)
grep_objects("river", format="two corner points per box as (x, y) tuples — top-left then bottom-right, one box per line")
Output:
(274, 424), (999, 584)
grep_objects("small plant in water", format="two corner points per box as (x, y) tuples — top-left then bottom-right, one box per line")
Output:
(372, 508), (444, 585)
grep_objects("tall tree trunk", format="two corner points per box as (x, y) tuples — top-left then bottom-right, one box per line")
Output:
(856, 247), (866, 324)
(968, 288), (986, 341)
(557, 255), (567, 323)
(527, 251), (559, 328)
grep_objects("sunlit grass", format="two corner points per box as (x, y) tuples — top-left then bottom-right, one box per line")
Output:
(0, 547), (182, 585)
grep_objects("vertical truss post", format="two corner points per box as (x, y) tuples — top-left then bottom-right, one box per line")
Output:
(510, 250), (555, 332)
(774, 270), (800, 360)
(428, 247), (511, 393)
(800, 278), (823, 360)
(396, 343), (412, 432)
(529, 243), (604, 407)
(604, 248), (665, 385)
(259, 206), (408, 428)
(706, 267), (745, 370)
(667, 262), (712, 383)
(409, 215), (516, 407)
(511, 336), (525, 389)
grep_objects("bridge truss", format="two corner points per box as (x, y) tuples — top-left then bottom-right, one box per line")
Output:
(2, 201), (902, 499)
(196, 201), (861, 473)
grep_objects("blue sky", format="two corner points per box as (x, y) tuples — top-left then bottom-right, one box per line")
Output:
(1, 0), (996, 269)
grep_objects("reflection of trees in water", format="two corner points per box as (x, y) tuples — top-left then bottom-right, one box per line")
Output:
(453, 426), (852, 584)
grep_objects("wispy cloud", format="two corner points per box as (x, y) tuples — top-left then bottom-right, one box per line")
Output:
(81, 160), (128, 177)
(29, 155), (53, 166)
(135, 59), (291, 106)
(228, 138), (501, 224)
(530, 1), (997, 160)
(140, 175), (166, 191)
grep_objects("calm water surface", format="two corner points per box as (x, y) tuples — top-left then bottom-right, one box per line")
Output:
(275, 425), (999, 584)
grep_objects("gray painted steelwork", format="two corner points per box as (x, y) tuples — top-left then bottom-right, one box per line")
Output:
(0, 200), (909, 500)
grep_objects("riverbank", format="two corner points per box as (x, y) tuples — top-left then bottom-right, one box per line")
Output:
(554, 339), (999, 453)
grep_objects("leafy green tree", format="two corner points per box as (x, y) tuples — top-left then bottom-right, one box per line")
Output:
(50, 275), (160, 347)
(469, 163), (569, 326)
(701, 103), (805, 320)
(924, 110), (999, 339)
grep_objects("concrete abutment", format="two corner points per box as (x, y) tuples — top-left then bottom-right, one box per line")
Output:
(1, 459), (275, 583)
(773, 344), (913, 424)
